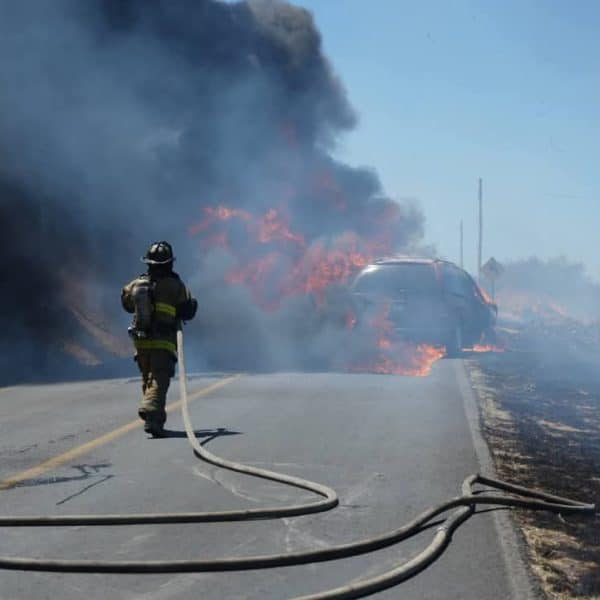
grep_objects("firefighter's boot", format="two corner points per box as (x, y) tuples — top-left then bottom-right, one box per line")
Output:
(139, 408), (166, 437)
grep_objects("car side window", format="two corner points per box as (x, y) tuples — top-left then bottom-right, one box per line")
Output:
(444, 266), (472, 297)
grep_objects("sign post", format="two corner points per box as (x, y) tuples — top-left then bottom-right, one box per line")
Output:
(481, 257), (504, 301)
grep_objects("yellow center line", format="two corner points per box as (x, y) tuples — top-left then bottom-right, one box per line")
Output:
(0, 374), (242, 492)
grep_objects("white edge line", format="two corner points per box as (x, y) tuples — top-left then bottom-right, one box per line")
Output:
(454, 360), (542, 600)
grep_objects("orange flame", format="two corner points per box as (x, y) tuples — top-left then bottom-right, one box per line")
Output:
(478, 286), (494, 305)
(350, 304), (446, 376)
(190, 202), (447, 375)
(224, 238), (372, 310)
(467, 344), (505, 353)
(281, 235), (371, 304)
(496, 290), (570, 322)
(351, 344), (446, 377)
(189, 205), (251, 236)
(190, 203), (392, 307)
(257, 208), (305, 246)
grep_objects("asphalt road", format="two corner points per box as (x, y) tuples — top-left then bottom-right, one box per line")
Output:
(0, 361), (535, 600)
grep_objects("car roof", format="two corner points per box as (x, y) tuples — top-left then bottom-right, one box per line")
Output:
(371, 256), (447, 266)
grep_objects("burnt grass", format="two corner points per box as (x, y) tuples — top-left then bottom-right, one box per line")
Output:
(466, 322), (600, 598)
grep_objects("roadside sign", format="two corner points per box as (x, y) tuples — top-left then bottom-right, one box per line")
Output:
(481, 257), (504, 281)
(481, 257), (503, 301)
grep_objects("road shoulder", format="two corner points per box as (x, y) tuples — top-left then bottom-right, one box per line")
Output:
(455, 359), (541, 600)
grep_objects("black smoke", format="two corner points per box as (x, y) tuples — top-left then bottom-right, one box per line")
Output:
(0, 0), (426, 381)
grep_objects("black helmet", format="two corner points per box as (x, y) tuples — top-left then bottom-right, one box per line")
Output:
(142, 241), (175, 265)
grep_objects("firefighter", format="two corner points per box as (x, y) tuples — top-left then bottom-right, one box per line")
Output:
(121, 241), (197, 437)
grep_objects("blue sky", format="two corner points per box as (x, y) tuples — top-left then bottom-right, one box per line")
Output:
(296, 0), (600, 279)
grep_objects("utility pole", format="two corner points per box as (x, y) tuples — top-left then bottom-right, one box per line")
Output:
(459, 220), (464, 268)
(477, 178), (483, 282)
(32, 193), (49, 377)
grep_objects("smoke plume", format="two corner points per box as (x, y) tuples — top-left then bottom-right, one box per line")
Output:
(0, 0), (426, 381)
(494, 257), (600, 324)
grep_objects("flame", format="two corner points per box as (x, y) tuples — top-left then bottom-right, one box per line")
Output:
(478, 285), (494, 305)
(190, 200), (394, 295)
(467, 344), (505, 353)
(224, 238), (372, 310)
(191, 205), (304, 246)
(351, 344), (446, 377)
(258, 208), (305, 246)
(350, 304), (446, 376)
(192, 206), (375, 309)
(189, 205), (251, 236)
(281, 235), (371, 303)
(190, 202), (447, 376)
(496, 290), (571, 322)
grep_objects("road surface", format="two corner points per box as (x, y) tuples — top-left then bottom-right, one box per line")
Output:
(0, 361), (536, 599)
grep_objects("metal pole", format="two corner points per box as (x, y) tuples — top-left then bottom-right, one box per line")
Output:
(477, 178), (483, 282)
(459, 220), (464, 268)
(36, 193), (49, 375)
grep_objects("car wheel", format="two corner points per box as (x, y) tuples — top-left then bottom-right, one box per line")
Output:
(445, 320), (463, 358)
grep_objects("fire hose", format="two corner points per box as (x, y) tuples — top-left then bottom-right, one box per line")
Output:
(0, 329), (595, 599)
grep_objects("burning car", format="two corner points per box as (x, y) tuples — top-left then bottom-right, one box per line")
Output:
(350, 257), (497, 356)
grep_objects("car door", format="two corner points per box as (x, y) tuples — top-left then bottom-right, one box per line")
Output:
(443, 265), (469, 313)
(442, 265), (482, 338)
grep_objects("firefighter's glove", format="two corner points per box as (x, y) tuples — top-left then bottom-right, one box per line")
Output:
(177, 298), (198, 321)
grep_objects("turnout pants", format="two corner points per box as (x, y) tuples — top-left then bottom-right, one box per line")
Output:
(135, 349), (175, 428)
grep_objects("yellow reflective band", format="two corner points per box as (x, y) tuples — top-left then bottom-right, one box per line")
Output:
(154, 302), (177, 318)
(134, 339), (177, 353)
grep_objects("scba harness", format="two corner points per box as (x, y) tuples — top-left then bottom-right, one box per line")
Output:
(128, 275), (179, 355)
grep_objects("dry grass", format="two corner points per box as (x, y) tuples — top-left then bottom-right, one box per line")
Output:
(467, 351), (600, 599)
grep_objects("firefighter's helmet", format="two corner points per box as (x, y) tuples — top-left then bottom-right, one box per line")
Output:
(142, 241), (175, 265)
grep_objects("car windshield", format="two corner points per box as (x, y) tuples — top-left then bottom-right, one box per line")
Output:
(353, 264), (438, 295)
